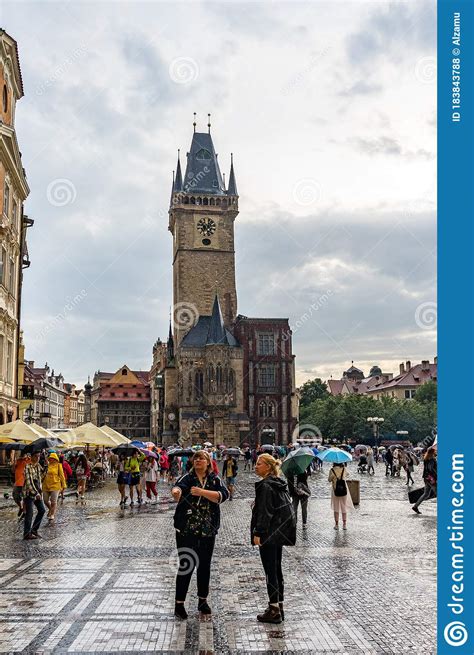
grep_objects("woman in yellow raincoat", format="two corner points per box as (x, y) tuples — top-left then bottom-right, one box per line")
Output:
(42, 452), (66, 522)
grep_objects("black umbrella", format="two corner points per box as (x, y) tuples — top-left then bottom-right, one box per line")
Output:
(111, 444), (140, 456)
(224, 447), (242, 456)
(168, 447), (194, 457)
(24, 437), (64, 454)
(261, 444), (275, 452)
(1, 442), (27, 452)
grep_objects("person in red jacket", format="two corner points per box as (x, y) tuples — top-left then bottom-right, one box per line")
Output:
(160, 449), (169, 480)
(59, 455), (73, 501)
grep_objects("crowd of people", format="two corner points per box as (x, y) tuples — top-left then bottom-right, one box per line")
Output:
(6, 438), (436, 622)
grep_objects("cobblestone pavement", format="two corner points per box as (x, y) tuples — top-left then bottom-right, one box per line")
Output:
(0, 462), (436, 654)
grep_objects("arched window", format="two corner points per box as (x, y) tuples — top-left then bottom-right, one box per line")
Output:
(195, 370), (204, 399)
(122, 368), (127, 376)
(216, 363), (223, 391)
(259, 401), (267, 417)
(2, 85), (7, 113)
(228, 369), (235, 392)
(203, 197), (208, 206)
(267, 401), (276, 418)
(190, 197), (196, 205)
(210, 198), (215, 206)
(208, 364), (214, 392)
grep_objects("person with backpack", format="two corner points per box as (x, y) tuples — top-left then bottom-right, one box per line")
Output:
(328, 462), (353, 530)
(251, 454), (296, 624)
(287, 466), (311, 527)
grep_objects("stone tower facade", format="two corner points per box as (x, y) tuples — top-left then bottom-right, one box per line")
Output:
(169, 129), (239, 343)
(150, 123), (297, 447)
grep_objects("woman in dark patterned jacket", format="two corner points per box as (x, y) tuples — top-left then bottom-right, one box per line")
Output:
(171, 450), (229, 619)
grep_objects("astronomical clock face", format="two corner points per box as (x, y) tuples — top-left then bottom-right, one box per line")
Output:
(196, 217), (216, 237)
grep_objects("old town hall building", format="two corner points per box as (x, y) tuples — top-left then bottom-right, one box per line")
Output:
(151, 122), (298, 447)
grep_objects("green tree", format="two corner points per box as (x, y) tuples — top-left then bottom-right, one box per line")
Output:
(299, 378), (329, 408)
(414, 381), (437, 404)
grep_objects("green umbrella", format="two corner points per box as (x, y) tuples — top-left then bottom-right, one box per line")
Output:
(281, 447), (314, 476)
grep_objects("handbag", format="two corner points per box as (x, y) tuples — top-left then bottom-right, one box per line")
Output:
(408, 487), (425, 504)
(334, 469), (347, 497)
(296, 482), (310, 497)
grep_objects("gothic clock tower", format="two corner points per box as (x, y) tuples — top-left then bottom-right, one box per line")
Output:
(168, 118), (239, 343)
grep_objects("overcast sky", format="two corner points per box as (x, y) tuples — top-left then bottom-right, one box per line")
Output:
(3, 0), (436, 387)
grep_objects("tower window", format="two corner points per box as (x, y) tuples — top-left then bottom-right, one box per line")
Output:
(258, 364), (276, 388)
(2, 85), (7, 113)
(196, 148), (212, 160)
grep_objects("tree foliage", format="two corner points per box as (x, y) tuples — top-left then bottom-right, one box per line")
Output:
(414, 381), (437, 404)
(299, 378), (329, 407)
(299, 388), (436, 444)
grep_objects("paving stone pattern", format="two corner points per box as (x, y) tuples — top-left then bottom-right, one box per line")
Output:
(0, 462), (436, 654)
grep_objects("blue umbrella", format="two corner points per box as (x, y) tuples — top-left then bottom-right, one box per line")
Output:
(317, 447), (352, 463)
(130, 440), (146, 449)
(312, 447), (320, 456)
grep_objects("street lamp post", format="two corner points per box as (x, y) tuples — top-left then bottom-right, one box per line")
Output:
(367, 416), (384, 448)
(25, 404), (34, 424)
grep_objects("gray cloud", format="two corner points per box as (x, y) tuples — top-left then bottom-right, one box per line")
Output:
(338, 80), (383, 97)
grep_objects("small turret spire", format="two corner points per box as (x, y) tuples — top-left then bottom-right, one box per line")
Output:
(227, 152), (238, 196)
(208, 113), (211, 133)
(174, 149), (183, 191)
(193, 112), (197, 133)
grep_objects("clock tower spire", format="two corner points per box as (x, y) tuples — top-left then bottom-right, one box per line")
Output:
(169, 124), (239, 344)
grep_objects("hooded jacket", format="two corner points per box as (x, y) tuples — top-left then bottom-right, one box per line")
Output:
(251, 476), (296, 546)
(43, 461), (66, 492)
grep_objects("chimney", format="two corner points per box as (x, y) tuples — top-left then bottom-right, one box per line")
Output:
(399, 362), (405, 375)
(421, 360), (430, 371)
(406, 360), (411, 371)
(434, 356), (437, 365)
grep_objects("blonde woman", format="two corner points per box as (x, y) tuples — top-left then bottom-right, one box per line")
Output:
(328, 462), (354, 529)
(251, 454), (296, 624)
(171, 450), (229, 619)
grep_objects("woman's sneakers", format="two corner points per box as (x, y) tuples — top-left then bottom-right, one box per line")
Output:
(198, 599), (212, 614)
(174, 602), (188, 620)
(257, 604), (282, 623)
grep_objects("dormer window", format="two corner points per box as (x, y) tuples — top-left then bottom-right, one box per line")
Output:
(122, 368), (127, 375)
(196, 148), (212, 160)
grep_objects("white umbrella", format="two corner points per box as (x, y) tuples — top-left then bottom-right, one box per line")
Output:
(99, 425), (130, 445)
(0, 419), (48, 444)
(59, 422), (118, 448)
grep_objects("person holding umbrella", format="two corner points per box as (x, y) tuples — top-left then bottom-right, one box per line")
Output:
(222, 451), (239, 500)
(281, 447), (314, 528)
(23, 452), (46, 540)
(318, 447), (354, 530)
(252, 454), (296, 624)
(171, 450), (229, 619)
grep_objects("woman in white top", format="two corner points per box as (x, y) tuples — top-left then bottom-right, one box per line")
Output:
(328, 463), (354, 530)
(144, 457), (159, 503)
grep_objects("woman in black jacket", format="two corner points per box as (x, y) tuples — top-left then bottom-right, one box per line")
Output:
(412, 447), (437, 514)
(251, 454), (296, 624)
(171, 450), (229, 619)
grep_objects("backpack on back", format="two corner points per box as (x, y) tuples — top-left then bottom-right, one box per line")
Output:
(334, 468), (347, 497)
